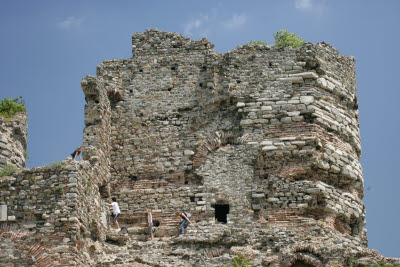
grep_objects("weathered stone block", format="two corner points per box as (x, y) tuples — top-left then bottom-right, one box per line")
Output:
(0, 205), (7, 221)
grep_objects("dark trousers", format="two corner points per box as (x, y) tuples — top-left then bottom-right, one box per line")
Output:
(179, 220), (188, 233)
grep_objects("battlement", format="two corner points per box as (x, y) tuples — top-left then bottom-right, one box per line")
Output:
(132, 28), (214, 56)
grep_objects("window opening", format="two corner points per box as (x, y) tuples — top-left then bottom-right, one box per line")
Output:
(214, 204), (229, 223)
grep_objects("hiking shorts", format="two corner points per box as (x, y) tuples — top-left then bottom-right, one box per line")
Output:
(111, 213), (119, 222)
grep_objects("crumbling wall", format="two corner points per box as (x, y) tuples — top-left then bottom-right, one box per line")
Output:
(81, 29), (372, 266)
(1, 29), (398, 266)
(0, 74), (112, 267)
(90, 28), (363, 238)
(0, 160), (108, 266)
(0, 113), (27, 169)
(96, 30), (233, 230)
(81, 75), (112, 197)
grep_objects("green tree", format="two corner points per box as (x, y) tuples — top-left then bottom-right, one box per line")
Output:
(274, 30), (305, 48)
(0, 97), (26, 118)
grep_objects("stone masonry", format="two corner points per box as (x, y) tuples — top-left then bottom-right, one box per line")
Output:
(0, 113), (27, 169)
(0, 29), (399, 266)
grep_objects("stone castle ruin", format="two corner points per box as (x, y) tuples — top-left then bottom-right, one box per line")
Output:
(0, 29), (399, 266)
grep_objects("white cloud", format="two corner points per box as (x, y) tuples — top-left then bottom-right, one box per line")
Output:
(183, 10), (215, 37)
(183, 8), (247, 37)
(295, 0), (312, 9)
(57, 16), (84, 30)
(184, 19), (203, 36)
(294, 0), (327, 16)
(223, 13), (247, 30)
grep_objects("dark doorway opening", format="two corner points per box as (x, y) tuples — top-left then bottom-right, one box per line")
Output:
(214, 204), (229, 223)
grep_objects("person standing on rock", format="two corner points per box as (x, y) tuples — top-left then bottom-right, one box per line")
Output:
(107, 197), (121, 231)
(176, 211), (192, 234)
(147, 209), (154, 240)
(71, 146), (84, 161)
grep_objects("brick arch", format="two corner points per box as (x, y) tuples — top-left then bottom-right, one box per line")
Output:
(192, 131), (250, 169)
(281, 253), (322, 267)
(210, 194), (230, 206)
(281, 245), (324, 267)
(0, 223), (52, 267)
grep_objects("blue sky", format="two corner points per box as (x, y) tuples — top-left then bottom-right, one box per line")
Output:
(1, 0), (399, 258)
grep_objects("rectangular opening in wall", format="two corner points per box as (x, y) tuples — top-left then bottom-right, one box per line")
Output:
(214, 204), (229, 224)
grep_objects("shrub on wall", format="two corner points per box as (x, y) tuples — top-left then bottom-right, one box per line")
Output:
(0, 97), (26, 119)
(274, 30), (305, 48)
(0, 163), (21, 178)
(246, 40), (268, 46)
(242, 30), (305, 49)
(222, 254), (255, 267)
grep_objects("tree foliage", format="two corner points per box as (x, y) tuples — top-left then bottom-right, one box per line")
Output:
(0, 97), (26, 119)
(274, 30), (305, 48)
(242, 30), (305, 49)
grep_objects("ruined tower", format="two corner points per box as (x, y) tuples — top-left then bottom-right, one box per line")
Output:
(0, 29), (398, 266)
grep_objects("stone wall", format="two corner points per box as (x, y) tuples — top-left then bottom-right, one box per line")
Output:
(0, 29), (399, 266)
(0, 113), (27, 170)
(0, 74), (112, 266)
(81, 75), (112, 194)
(91, 28), (364, 239)
(0, 160), (108, 266)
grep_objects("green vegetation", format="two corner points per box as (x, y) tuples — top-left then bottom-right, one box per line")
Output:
(54, 185), (63, 192)
(222, 254), (254, 267)
(50, 161), (67, 168)
(28, 175), (37, 184)
(0, 97), (26, 119)
(43, 161), (67, 170)
(274, 30), (305, 48)
(366, 263), (394, 267)
(24, 150), (30, 159)
(242, 30), (305, 49)
(344, 256), (358, 267)
(0, 163), (21, 178)
(245, 40), (268, 46)
(341, 257), (395, 267)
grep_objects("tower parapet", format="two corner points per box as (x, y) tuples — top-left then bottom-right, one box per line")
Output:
(132, 28), (214, 57)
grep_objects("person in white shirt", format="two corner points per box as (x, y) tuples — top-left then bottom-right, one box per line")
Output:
(107, 197), (120, 230)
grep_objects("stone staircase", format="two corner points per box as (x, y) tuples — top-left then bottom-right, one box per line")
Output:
(117, 210), (207, 241)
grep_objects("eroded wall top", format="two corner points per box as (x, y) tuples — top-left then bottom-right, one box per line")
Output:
(0, 113), (27, 169)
